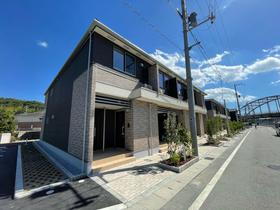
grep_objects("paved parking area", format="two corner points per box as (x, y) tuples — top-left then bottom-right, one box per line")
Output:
(1, 178), (122, 210)
(0, 143), (122, 210)
(21, 144), (66, 190)
(0, 143), (18, 199)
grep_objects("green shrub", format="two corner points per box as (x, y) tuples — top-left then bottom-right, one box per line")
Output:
(170, 152), (181, 166)
(229, 121), (244, 134)
(177, 123), (192, 157)
(206, 116), (226, 145)
(0, 108), (15, 133)
(163, 113), (193, 164)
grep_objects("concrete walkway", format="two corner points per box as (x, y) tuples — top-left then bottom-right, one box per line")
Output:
(89, 130), (249, 209)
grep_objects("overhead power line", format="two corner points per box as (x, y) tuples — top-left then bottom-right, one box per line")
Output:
(121, 0), (184, 53)
(189, 30), (225, 99)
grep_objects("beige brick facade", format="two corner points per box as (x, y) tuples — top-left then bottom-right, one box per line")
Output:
(95, 64), (141, 91)
(68, 69), (88, 159)
(68, 65), (95, 168)
(126, 100), (159, 154)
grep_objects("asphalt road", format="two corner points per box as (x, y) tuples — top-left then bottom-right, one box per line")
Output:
(0, 143), (18, 199)
(162, 126), (280, 210)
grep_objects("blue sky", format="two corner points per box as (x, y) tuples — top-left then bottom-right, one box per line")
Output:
(0, 0), (280, 109)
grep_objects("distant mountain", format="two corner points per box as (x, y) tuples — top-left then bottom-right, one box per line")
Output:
(0, 97), (44, 114)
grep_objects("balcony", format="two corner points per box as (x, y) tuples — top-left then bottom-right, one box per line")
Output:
(130, 87), (207, 114)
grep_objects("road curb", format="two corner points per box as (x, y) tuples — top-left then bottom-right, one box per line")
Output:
(14, 144), (24, 198)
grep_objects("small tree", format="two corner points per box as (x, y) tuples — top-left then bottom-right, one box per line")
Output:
(206, 118), (217, 140)
(163, 113), (193, 165)
(229, 121), (244, 134)
(177, 123), (192, 157)
(163, 112), (179, 157)
(206, 117), (222, 145)
(0, 108), (16, 133)
(215, 116), (223, 140)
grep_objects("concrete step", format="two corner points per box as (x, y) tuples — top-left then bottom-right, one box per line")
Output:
(159, 144), (168, 153)
(92, 156), (136, 172)
(93, 152), (133, 166)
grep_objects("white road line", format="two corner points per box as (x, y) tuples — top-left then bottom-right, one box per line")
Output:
(189, 129), (252, 210)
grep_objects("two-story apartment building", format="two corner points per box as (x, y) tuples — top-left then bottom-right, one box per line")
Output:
(205, 99), (229, 120)
(39, 20), (207, 175)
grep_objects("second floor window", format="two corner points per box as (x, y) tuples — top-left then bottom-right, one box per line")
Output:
(159, 71), (171, 92)
(177, 82), (183, 97)
(125, 53), (136, 75)
(113, 47), (136, 76)
(113, 48), (124, 71)
(159, 71), (164, 89)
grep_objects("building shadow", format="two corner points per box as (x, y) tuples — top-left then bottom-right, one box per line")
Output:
(92, 163), (166, 184)
(29, 182), (99, 209)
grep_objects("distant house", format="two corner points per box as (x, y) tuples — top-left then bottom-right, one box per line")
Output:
(205, 99), (230, 120)
(229, 109), (238, 121)
(15, 111), (44, 131)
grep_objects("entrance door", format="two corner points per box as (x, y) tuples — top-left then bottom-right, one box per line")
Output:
(158, 113), (168, 143)
(105, 110), (115, 148)
(116, 111), (125, 148)
(94, 109), (104, 151)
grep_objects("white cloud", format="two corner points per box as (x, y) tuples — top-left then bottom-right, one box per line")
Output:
(150, 47), (280, 88)
(262, 45), (280, 56)
(204, 87), (256, 103)
(149, 49), (186, 77)
(221, 0), (237, 10)
(271, 80), (280, 85)
(37, 40), (48, 48)
(246, 56), (280, 74)
(199, 51), (230, 67)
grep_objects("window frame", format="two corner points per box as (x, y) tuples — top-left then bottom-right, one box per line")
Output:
(159, 70), (171, 91)
(113, 47), (125, 72)
(177, 81), (184, 97)
(159, 71), (164, 89)
(124, 52), (136, 76)
(113, 46), (137, 77)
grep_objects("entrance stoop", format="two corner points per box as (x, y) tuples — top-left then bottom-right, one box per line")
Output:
(159, 143), (168, 153)
(92, 149), (135, 172)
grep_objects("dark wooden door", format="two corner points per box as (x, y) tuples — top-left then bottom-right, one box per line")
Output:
(116, 111), (125, 148)
(105, 110), (115, 148)
(94, 109), (104, 150)
(158, 113), (167, 143)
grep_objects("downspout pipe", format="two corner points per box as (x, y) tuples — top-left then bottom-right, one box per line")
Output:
(81, 31), (92, 174)
(148, 104), (152, 155)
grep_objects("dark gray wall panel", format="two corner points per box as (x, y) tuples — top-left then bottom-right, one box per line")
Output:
(92, 33), (113, 68)
(43, 40), (90, 152)
(91, 32), (150, 83)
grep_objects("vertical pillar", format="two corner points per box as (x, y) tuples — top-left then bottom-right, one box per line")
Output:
(148, 64), (159, 92)
(102, 109), (106, 151)
(267, 102), (271, 113)
(182, 110), (191, 130)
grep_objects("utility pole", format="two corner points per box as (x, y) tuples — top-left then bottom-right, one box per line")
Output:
(234, 84), (241, 121)
(224, 99), (230, 135)
(179, 0), (215, 156)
